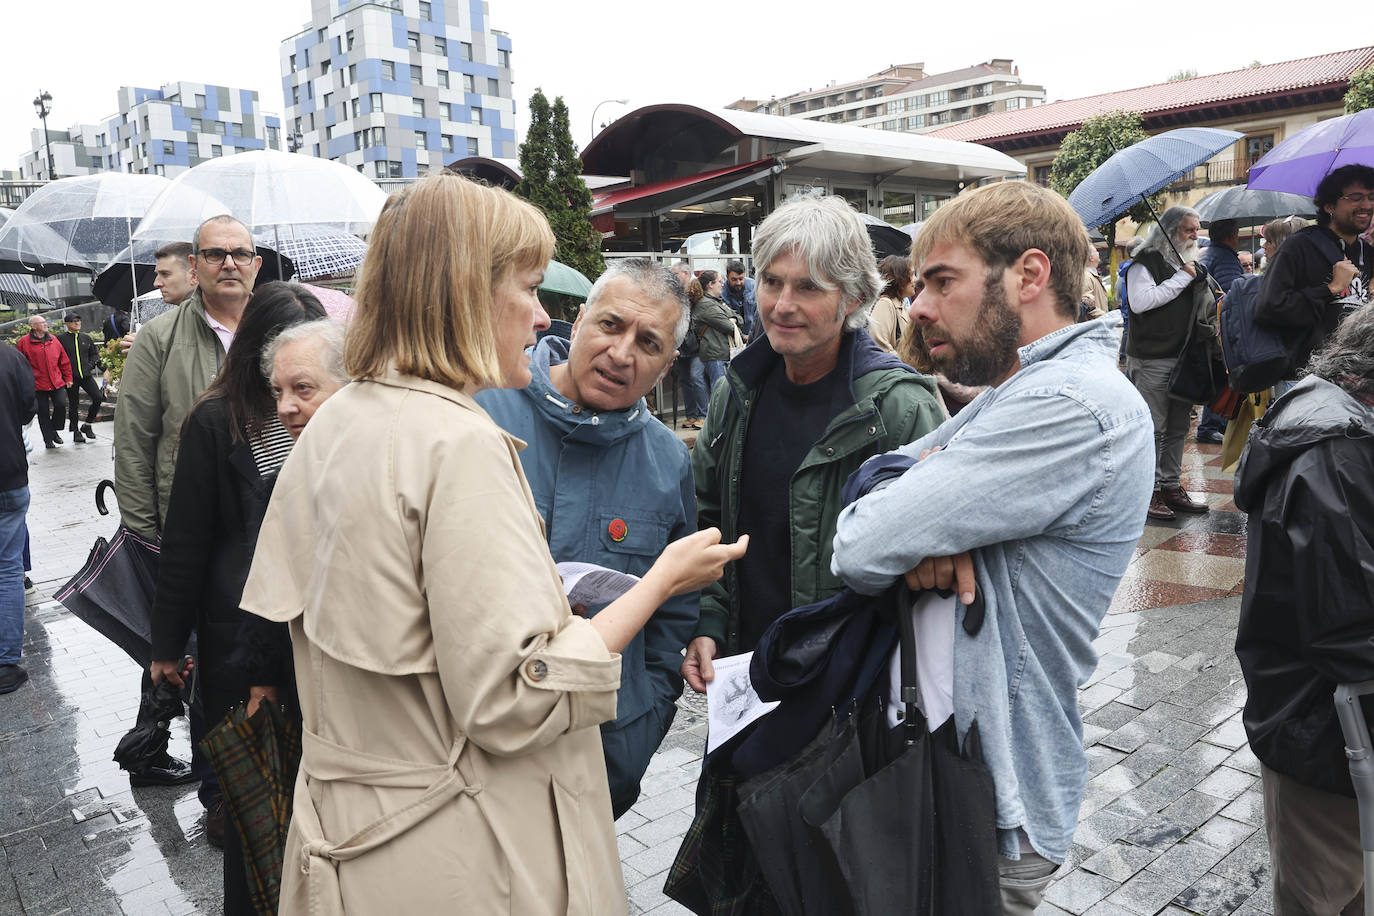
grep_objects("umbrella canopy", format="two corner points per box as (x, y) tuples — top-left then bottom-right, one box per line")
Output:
(300, 283), (356, 322)
(93, 245), (296, 311)
(1193, 187), (1318, 228)
(540, 260), (593, 298)
(0, 174), (169, 273)
(56, 523), (170, 670)
(1068, 127), (1244, 228)
(856, 213), (914, 260)
(267, 225), (367, 280)
(133, 149), (388, 244)
(0, 207), (93, 276)
(1247, 108), (1374, 196)
(0, 272), (51, 308)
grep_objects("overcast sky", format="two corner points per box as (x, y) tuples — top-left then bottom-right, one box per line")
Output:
(1, 0), (1358, 172)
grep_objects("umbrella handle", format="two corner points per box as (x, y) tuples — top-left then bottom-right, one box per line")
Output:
(96, 479), (115, 516)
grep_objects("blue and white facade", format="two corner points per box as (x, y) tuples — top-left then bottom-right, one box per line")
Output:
(18, 82), (283, 180)
(280, 0), (516, 179)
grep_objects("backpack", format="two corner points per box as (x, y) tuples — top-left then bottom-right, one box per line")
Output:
(1216, 274), (1288, 394)
(678, 322), (700, 357)
(1217, 228), (1348, 394)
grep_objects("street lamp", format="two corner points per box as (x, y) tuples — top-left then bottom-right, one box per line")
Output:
(287, 130), (305, 153)
(590, 98), (629, 139)
(32, 90), (55, 180)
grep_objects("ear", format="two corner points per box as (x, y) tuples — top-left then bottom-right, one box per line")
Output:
(1010, 248), (1052, 306)
(656, 353), (677, 387)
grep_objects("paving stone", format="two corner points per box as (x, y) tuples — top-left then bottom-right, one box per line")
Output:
(1153, 718), (1210, 750)
(1120, 813), (1190, 852)
(1172, 871), (1255, 916)
(1145, 839), (1228, 884)
(1087, 744), (1129, 777)
(1211, 830), (1271, 891)
(1118, 742), (1180, 780)
(1194, 766), (1256, 801)
(1079, 842), (1160, 883)
(1100, 721), (1156, 754)
(1223, 745), (1262, 778)
(1160, 790), (1230, 831)
(1074, 808), (1137, 853)
(1106, 869), (1191, 916)
(1086, 701), (1144, 732)
(1043, 868), (1119, 914)
(1219, 789), (1266, 827)
(1201, 714), (1249, 751)
(1170, 741), (1235, 776)
(1188, 815), (1258, 855)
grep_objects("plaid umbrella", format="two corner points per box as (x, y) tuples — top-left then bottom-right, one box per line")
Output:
(264, 225), (367, 280)
(200, 702), (302, 916)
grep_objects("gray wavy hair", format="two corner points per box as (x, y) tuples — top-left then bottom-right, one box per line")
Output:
(751, 195), (881, 331)
(584, 258), (690, 346)
(1139, 206), (1200, 265)
(1310, 304), (1374, 401)
(262, 319), (348, 385)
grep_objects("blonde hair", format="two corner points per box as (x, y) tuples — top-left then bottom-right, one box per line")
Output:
(345, 174), (555, 387)
(912, 182), (1090, 320)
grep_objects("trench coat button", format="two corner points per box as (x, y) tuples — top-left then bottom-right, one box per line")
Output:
(824, 446), (835, 457)
(867, 425), (877, 435)
(526, 659), (548, 681)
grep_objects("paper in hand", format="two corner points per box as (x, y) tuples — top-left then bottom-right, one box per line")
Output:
(556, 561), (641, 608)
(706, 651), (779, 753)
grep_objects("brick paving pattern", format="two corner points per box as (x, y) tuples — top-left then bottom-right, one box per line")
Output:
(0, 418), (1279, 915)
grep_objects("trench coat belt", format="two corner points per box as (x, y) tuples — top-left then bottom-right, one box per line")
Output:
(295, 727), (478, 892)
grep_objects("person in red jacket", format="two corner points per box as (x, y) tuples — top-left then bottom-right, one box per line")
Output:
(15, 316), (72, 449)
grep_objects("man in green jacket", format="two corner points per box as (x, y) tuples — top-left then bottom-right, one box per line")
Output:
(682, 194), (943, 689)
(111, 216), (260, 811)
(114, 217), (261, 540)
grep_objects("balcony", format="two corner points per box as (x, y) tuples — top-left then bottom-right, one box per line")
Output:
(1167, 157), (1258, 191)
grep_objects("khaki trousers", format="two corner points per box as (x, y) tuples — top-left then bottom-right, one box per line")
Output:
(999, 849), (1058, 915)
(1262, 764), (1365, 915)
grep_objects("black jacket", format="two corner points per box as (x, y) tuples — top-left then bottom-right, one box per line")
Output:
(150, 397), (281, 696)
(0, 344), (37, 491)
(56, 330), (102, 380)
(1124, 250), (1212, 360)
(1255, 226), (1374, 375)
(1234, 375), (1374, 796)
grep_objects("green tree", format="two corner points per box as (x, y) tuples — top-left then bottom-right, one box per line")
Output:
(1167, 68), (1198, 82)
(1346, 64), (1374, 113)
(515, 88), (604, 321)
(1050, 110), (1159, 255)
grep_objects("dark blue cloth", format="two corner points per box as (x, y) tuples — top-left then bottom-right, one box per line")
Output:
(1201, 242), (1245, 294)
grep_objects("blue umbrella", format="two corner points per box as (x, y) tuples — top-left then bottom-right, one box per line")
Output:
(1067, 127), (1244, 229)
(1247, 108), (1374, 196)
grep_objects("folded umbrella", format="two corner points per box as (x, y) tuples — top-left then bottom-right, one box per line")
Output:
(112, 679), (185, 773)
(55, 522), (163, 670)
(200, 702), (302, 916)
(1248, 108), (1374, 196)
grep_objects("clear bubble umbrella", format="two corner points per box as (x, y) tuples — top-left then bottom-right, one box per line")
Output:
(132, 150), (388, 250)
(0, 207), (93, 276)
(0, 174), (169, 275)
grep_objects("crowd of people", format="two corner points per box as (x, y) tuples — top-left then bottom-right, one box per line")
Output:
(0, 160), (1367, 914)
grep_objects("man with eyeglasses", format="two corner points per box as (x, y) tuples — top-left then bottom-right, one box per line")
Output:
(112, 215), (260, 823)
(1256, 164), (1374, 384)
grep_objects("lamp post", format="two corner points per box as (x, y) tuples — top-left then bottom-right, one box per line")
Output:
(590, 98), (629, 139)
(32, 90), (55, 180)
(287, 130), (304, 153)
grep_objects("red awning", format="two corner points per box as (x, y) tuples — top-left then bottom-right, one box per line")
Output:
(591, 158), (780, 219)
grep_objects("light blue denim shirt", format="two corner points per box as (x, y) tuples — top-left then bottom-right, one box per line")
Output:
(831, 319), (1154, 862)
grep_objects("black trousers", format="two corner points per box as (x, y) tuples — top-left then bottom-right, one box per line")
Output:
(34, 389), (68, 445)
(66, 377), (103, 429)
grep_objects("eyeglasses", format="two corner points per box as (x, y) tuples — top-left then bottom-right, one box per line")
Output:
(1339, 193), (1372, 205)
(197, 247), (257, 267)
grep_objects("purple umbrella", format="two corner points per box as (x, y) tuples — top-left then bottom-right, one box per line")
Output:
(1247, 109), (1374, 196)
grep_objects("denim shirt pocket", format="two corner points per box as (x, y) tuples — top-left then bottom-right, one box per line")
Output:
(596, 510), (673, 558)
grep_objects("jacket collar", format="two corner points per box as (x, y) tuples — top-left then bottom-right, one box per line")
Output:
(1015, 318), (1117, 372)
(729, 327), (910, 401)
(366, 365), (526, 448)
(518, 336), (652, 445)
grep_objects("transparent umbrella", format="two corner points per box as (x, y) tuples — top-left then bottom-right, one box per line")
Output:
(133, 150), (388, 248)
(0, 207), (93, 276)
(0, 174), (169, 275)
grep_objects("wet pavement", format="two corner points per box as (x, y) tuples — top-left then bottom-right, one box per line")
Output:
(2, 419), (1275, 915)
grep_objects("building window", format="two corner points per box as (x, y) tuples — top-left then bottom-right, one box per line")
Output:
(442, 134), (454, 152)
(154, 164), (165, 176)
(407, 31), (419, 50)
(463, 74), (474, 92)
(467, 136), (479, 156)
(438, 70), (449, 89)
(348, 64), (357, 83)
(390, 160), (403, 178)
(487, 77), (499, 95)
(886, 100), (903, 115)
(325, 125), (334, 140)
(194, 93), (207, 109)
(289, 54), (296, 70)
(267, 126), (279, 146)
(372, 126), (385, 145)
(163, 140), (175, 154)
(1033, 165), (1052, 187)
(1246, 134), (1275, 163)
(370, 92), (383, 112)
(471, 107), (483, 125)
(416, 163), (429, 176)
(346, 30), (354, 50)
(928, 90), (948, 107)
(498, 49), (509, 68)
(351, 97), (361, 118)
(321, 59), (331, 74)
(355, 130), (369, 149)
(323, 91), (333, 109)
(317, 27), (327, 42)
(211, 145), (222, 158)
(212, 120), (226, 135)
(415, 130), (427, 149)
(1005, 97), (1022, 111)
(439, 102), (451, 120)
(412, 99), (425, 117)
(460, 42), (472, 61)
(374, 161), (388, 178)
(435, 37), (447, 56)
(294, 117), (302, 134)
(306, 112), (315, 131)
(419, 0), (431, 19)
(410, 64), (423, 84)
(190, 117), (202, 132)
(381, 61), (394, 80)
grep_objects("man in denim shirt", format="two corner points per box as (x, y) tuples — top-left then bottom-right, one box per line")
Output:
(832, 182), (1154, 914)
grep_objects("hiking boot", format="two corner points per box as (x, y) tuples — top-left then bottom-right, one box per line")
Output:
(80, 423), (95, 439)
(0, 664), (28, 694)
(72, 429), (86, 444)
(50, 433), (62, 445)
(128, 753), (196, 787)
(1147, 491), (1176, 521)
(1160, 486), (1209, 514)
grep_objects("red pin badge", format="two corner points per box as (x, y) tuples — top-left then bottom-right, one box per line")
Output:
(608, 518), (628, 542)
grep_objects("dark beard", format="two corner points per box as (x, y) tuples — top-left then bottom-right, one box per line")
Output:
(934, 271), (1022, 387)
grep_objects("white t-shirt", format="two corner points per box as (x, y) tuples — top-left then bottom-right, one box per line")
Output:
(885, 590), (956, 730)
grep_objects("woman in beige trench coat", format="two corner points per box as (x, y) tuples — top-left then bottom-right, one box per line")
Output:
(241, 176), (747, 916)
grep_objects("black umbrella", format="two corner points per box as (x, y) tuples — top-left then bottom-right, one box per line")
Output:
(1193, 187), (1317, 229)
(857, 214), (916, 260)
(93, 245), (296, 311)
(113, 679), (186, 773)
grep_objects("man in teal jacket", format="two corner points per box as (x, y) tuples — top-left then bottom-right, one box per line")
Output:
(477, 259), (696, 818)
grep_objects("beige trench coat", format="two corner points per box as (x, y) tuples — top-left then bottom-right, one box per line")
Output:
(241, 369), (627, 915)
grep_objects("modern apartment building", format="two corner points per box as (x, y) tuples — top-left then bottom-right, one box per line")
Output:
(18, 83), (282, 180)
(279, 0), (516, 180)
(729, 59), (1045, 135)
